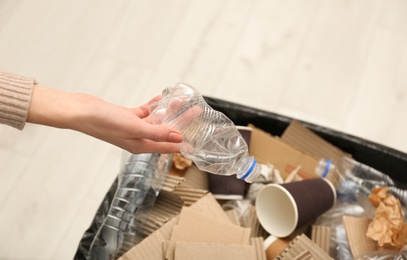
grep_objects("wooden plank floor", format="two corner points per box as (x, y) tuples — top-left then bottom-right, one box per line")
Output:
(1, 0), (406, 259)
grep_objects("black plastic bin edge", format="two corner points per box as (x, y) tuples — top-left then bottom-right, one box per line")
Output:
(74, 96), (407, 259)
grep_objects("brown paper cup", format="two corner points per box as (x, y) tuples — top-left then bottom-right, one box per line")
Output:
(264, 235), (291, 260)
(236, 125), (252, 147)
(256, 178), (336, 237)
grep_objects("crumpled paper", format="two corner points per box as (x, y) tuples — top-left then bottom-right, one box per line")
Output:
(172, 153), (193, 170)
(367, 187), (407, 249)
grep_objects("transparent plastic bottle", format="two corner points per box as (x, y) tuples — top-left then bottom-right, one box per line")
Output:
(87, 152), (172, 260)
(316, 157), (396, 198)
(149, 83), (262, 183)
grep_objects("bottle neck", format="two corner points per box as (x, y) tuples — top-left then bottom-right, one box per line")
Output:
(240, 159), (257, 180)
(239, 159), (262, 183)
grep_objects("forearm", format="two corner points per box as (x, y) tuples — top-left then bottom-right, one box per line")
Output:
(0, 72), (79, 131)
(27, 85), (85, 130)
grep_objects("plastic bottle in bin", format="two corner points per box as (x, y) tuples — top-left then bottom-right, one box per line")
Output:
(87, 153), (172, 260)
(149, 83), (262, 183)
(316, 156), (396, 198)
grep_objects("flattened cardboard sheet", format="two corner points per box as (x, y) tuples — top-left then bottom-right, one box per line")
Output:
(311, 225), (331, 254)
(251, 237), (267, 260)
(225, 209), (241, 226)
(174, 242), (256, 260)
(249, 124), (320, 180)
(343, 215), (377, 257)
(165, 207), (251, 260)
(281, 120), (351, 167)
(119, 216), (179, 260)
(276, 234), (333, 260)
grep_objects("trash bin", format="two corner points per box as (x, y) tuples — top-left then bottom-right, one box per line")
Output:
(74, 96), (407, 259)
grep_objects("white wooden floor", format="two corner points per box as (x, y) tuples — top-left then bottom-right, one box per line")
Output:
(1, 0), (407, 259)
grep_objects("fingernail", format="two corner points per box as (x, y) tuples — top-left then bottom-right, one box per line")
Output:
(169, 132), (183, 143)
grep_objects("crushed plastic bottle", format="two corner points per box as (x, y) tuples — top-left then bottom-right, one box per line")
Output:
(316, 157), (398, 200)
(149, 83), (262, 183)
(87, 152), (172, 260)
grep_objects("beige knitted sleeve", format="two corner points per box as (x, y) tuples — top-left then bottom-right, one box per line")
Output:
(0, 71), (36, 130)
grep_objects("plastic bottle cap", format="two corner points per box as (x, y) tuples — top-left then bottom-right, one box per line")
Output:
(240, 159), (257, 181)
(322, 159), (331, 178)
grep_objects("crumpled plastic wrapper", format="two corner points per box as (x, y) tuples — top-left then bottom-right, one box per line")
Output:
(367, 187), (407, 249)
(172, 153), (193, 170)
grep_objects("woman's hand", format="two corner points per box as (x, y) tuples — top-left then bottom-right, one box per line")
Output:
(27, 85), (183, 154)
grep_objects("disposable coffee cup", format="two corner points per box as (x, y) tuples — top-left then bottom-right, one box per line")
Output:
(263, 235), (291, 259)
(255, 178), (336, 237)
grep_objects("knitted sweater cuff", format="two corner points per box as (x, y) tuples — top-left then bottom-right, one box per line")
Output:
(0, 72), (36, 130)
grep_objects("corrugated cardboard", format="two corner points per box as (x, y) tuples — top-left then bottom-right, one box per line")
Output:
(165, 206), (251, 260)
(249, 124), (320, 180)
(141, 190), (184, 236)
(225, 209), (241, 226)
(172, 237), (267, 260)
(292, 251), (313, 260)
(311, 225), (331, 254)
(247, 204), (267, 238)
(161, 175), (185, 192)
(276, 234), (333, 260)
(251, 237), (267, 260)
(132, 172), (209, 238)
(174, 242), (257, 260)
(173, 185), (208, 207)
(119, 216), (179, 260)
(281, 120), (351, 167)
(119, 193), (237, 260)
(343, 215), (377, 257)
(188, 193), (231, 222)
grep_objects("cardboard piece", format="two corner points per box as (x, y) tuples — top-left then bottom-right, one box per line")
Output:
(133, 172), (209, 238)
(225, 209), (241, 226)
(281, 120), (351, 167)
(292, 251), (313, 260)
(188, 193), (231, 222)
(142, 190), (184, 236)
(251, 237), (267, 260)
(247, 204), (266, 238)
(343, 215), (377, 257)
(174, 242), (256, 260)
(119, 215), (179, 260)
(165, 206), (251, 260)
(173, 184), (208, 207)
(161, 175), (185, 192)
(276, 234), (333, 260)
(120, 193), (230, 260)
(311, 225), (331, 254)
(249, 124), (320, 180)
